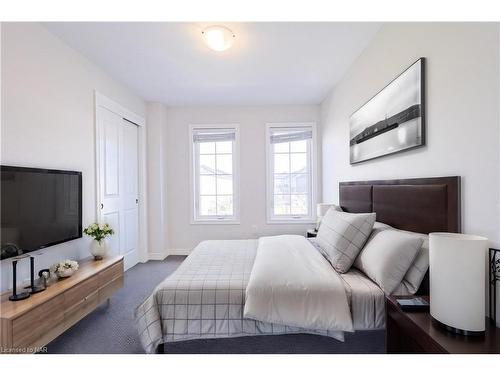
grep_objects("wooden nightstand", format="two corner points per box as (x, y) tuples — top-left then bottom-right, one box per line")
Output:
(306, 229), (318, 238)
(386, 296), (500, 353)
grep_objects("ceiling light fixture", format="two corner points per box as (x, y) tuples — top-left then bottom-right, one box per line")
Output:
(202, 26), (235, 52)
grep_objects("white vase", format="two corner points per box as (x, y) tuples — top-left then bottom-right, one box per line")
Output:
(90, 238), (109, 260)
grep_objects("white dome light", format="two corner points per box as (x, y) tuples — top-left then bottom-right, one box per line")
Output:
(202, 26), (235, 52)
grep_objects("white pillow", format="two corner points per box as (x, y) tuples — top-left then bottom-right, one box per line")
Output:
(366, 222), (430, 294)
(354, 229), (423, 294)
(372, 221), (392, 231)
(315, 209), (376, 273)
(394, 231), (429, 294)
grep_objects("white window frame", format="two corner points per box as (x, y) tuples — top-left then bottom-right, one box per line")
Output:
(266, 122), (317, 224)
(189, 124), (240, 224)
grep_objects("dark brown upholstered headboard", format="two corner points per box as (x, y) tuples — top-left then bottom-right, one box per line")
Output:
(339, 176), (461, 234)
(339, 176), (461, 295)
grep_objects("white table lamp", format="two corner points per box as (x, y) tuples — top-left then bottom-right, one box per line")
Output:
(429, 232), (488, 336)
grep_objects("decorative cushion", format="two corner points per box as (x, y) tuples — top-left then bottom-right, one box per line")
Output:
(393, 231), (429, 294)
(315, 209), (376, 273)
(363, 222), (430, 295)
(331, 204), (343, 212)
(354, 229), (423, 294)
(372, 221), (392, 232)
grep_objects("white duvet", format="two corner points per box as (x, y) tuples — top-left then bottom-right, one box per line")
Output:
(244, 235), (354, 332)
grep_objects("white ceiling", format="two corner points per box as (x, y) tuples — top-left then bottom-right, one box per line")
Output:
(43, 22), (381, 106)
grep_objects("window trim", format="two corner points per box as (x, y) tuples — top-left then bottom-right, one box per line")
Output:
(189, 124), (240, 225)
(265, 122), (317, 224)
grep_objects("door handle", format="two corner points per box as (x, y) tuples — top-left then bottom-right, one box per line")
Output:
(136, 198), (138, 204)
(100, 203), (104, 209)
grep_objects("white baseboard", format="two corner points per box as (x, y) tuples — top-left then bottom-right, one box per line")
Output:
(148, 249), (190, 261)
(167, 248), (191, 256)
(148, 250), (169, 261)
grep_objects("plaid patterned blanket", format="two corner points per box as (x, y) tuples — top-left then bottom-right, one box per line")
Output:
(135, 239), (344, 353)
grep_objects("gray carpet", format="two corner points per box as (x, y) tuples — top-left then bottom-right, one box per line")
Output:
(162, 331), (385, 354)
(46, 256), (385, 354)
(46, 256), (186, 354)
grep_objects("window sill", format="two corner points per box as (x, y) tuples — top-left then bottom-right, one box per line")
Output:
(266, 218), (316, 225)
(191, 219), (240, 225)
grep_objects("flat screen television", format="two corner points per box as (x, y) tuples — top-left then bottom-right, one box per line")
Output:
(1, 165), (82, 260)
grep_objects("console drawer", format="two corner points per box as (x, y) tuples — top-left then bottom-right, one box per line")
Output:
(64, 291), (99, 329)
(12, 294), (65, 348)
(64, 275), (99, 309)
(99, 275), (124, 303)
(99, 261), (123, 287)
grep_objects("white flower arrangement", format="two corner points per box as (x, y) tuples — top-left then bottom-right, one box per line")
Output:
(83, 223), (114, 243)
(51, 259), (79, 278)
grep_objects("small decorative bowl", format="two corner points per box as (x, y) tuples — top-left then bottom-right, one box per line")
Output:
(51, 260), (79, 279)
(55, 268), (76, 278)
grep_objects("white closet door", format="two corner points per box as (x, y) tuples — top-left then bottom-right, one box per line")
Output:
(98, 107), (139, 270)
(121, 120), (139, 268)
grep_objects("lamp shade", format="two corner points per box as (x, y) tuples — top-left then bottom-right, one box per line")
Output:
(317, 203), (335, 218)
(429, 232), (488, 335)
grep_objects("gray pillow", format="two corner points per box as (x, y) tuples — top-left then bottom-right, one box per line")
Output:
(372, 221), (392, 231)
(393, 231), (429, 294)
(354, 229), (423, 294)
(368, 222), (429, 295)
(315, 209), (376, 273)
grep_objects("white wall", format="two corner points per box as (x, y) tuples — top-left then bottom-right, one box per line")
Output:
(321, 22), (500, 323)
(321, 22), (499, 244)
(164, 105), (320, 251)
(146, 103), (169, 259)
(0, 23), (146, 291)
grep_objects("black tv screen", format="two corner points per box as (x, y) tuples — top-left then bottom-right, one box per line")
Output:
(1, 166), (82, 260)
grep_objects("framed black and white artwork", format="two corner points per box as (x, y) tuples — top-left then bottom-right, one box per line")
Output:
(349, 58), (425, 164)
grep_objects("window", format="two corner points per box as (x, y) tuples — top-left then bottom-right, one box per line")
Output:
(191, 125), (239, 223)
(266, 123), (316, 223)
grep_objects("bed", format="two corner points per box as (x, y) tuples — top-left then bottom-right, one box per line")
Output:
(136, 176), (461, 353)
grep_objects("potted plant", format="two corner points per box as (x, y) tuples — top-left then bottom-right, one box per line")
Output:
(83, 223), (114, 260)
